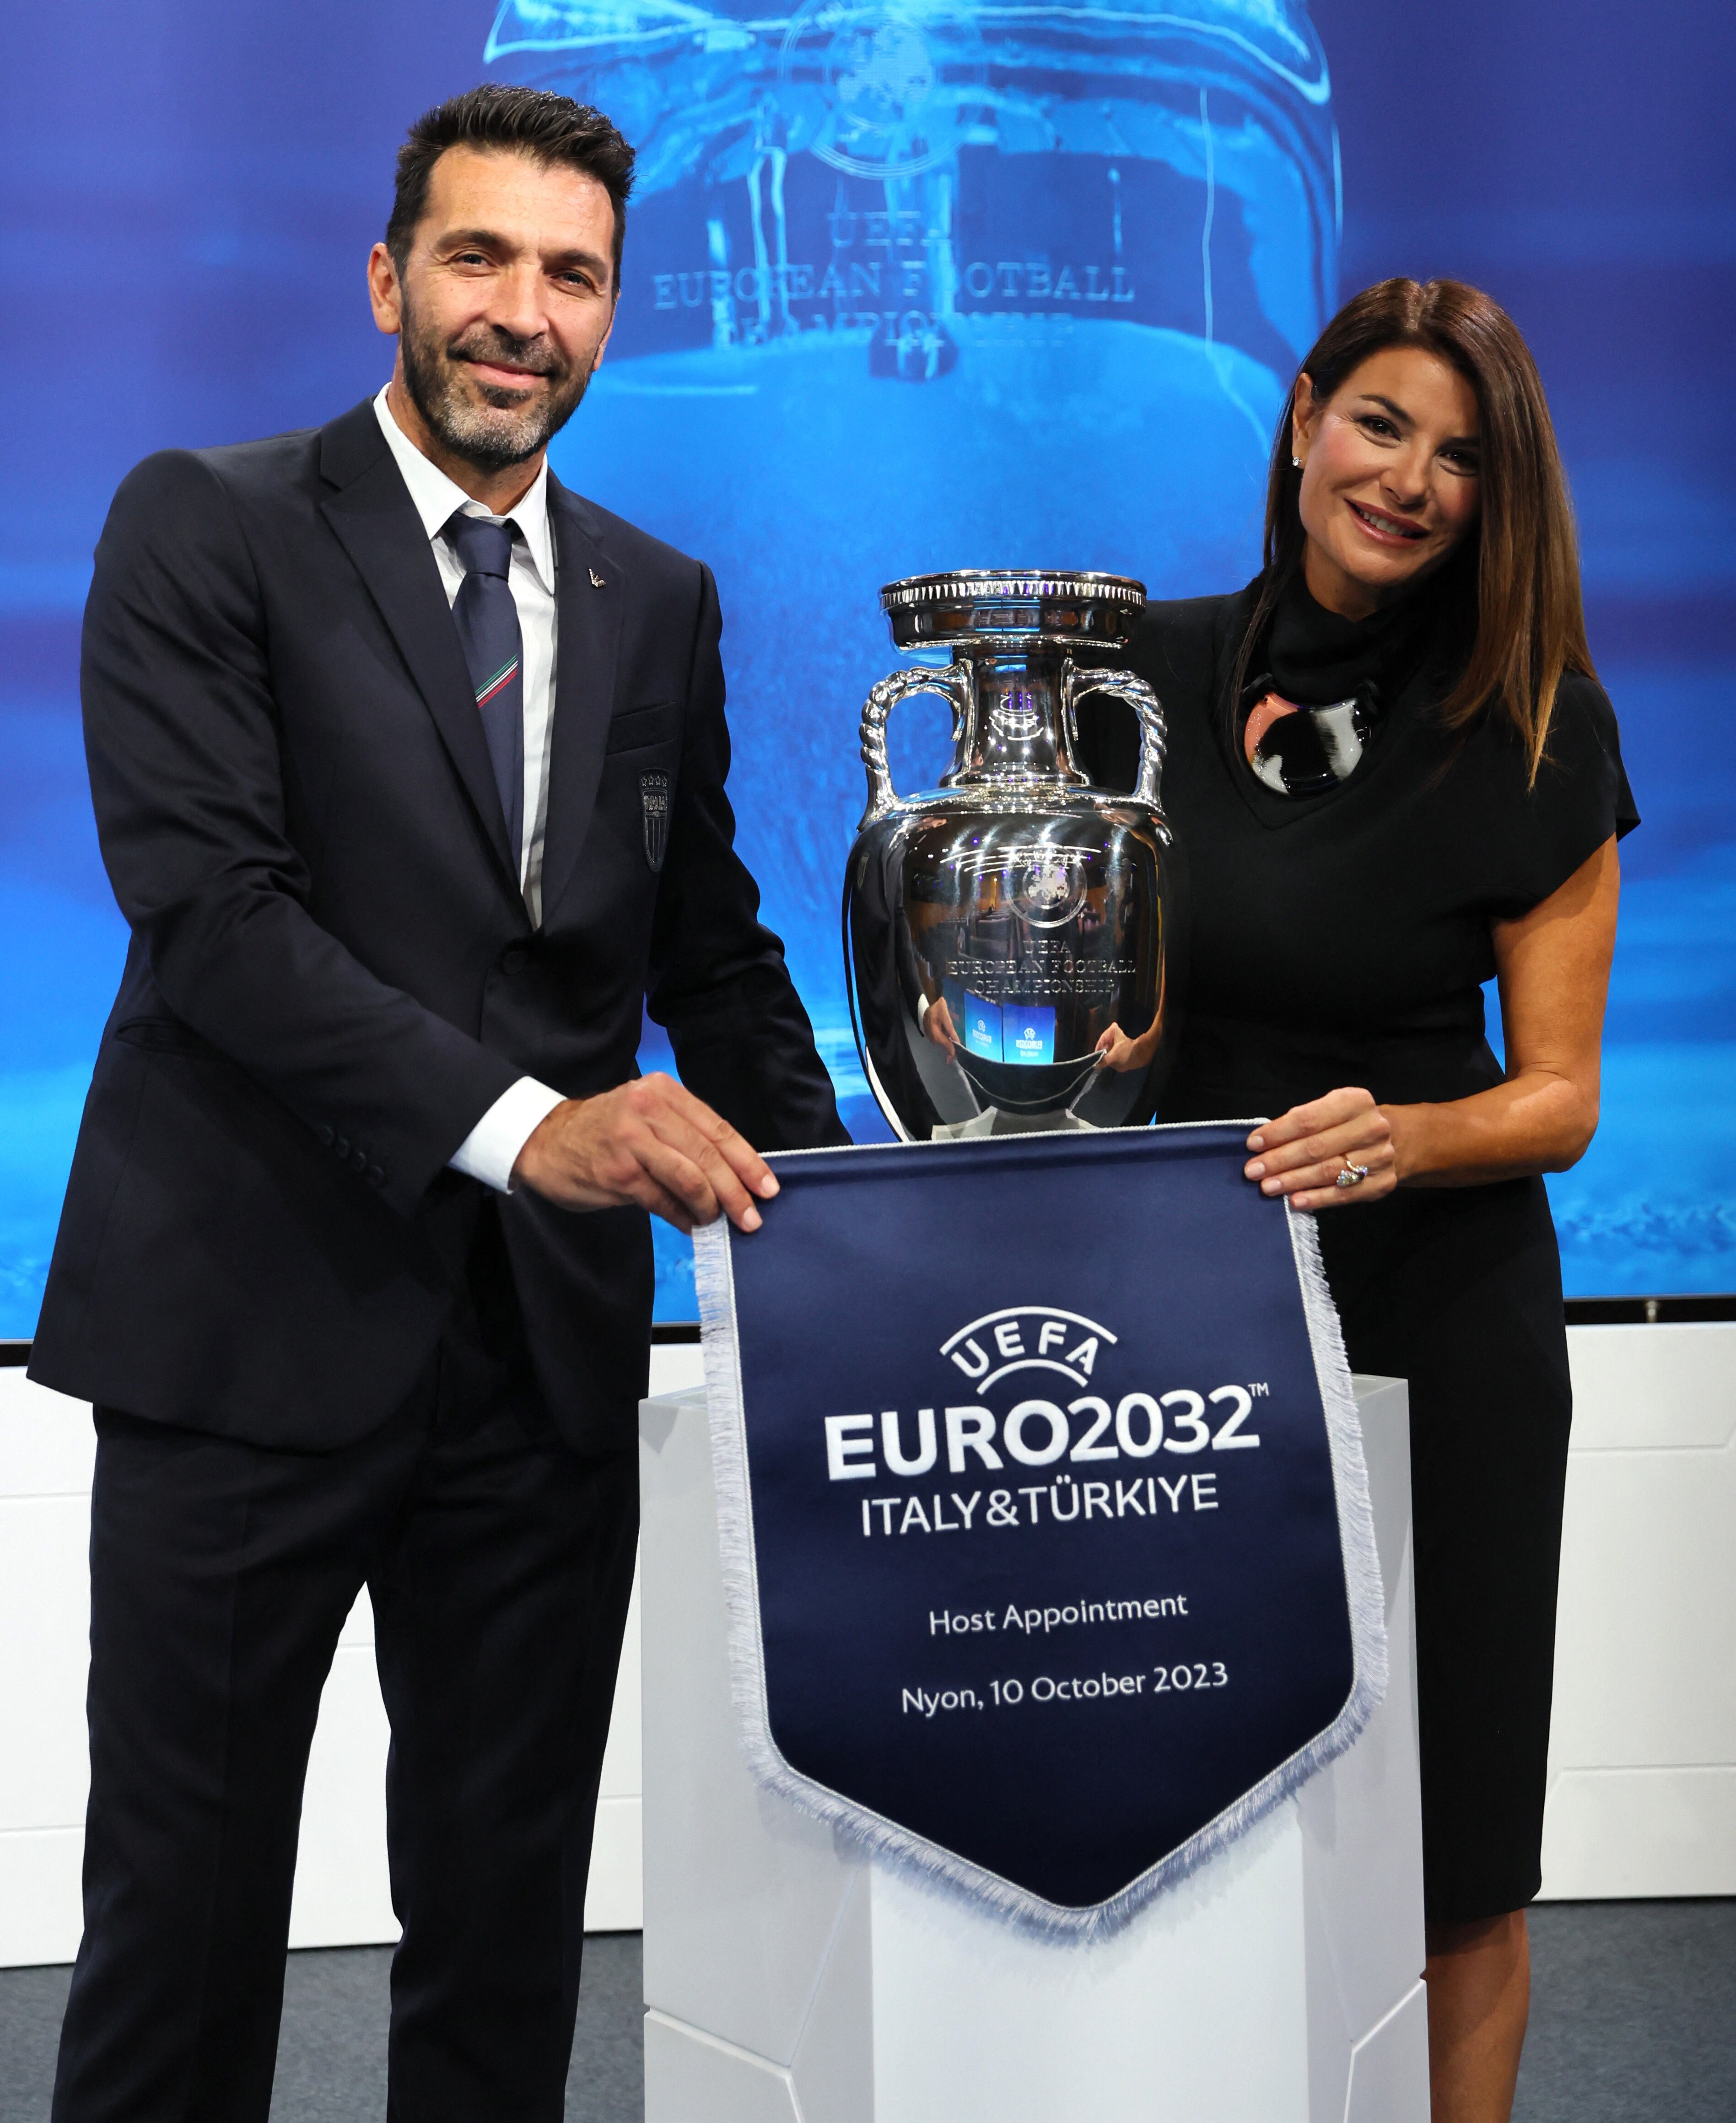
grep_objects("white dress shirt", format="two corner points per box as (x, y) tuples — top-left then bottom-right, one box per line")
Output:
(372, 387), (565, 1191)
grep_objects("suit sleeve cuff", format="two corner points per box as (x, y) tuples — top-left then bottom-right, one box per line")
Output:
(447, 1077), (566, 1194)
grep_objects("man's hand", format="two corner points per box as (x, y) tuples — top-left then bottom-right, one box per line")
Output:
(923, 995), (960, 1060)
(510, 1073), (779, 1234)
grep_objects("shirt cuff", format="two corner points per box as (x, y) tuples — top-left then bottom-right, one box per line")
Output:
(448, 1077), (566, 1194)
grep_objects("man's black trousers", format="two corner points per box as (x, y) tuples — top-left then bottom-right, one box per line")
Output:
(50, 1329), (639, 2123)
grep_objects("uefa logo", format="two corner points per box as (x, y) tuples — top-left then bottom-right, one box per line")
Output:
(822, 1301), (1267, 1522)
(779, 0), (988, 180)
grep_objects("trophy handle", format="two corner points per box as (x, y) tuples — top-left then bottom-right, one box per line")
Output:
(857, 662), (973, 829)
(1063, 668), (1167, 808)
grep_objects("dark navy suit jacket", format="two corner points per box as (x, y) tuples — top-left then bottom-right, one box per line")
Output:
(30, 399), (844, 1449)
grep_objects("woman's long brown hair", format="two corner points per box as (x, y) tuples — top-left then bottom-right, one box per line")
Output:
(1235, 277), (1595, 781)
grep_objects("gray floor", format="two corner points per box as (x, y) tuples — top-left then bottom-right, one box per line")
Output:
(1, 1903), (1731, 2120)
(1513, 1901), (1736, 2123)
(0, 1934), (643, 2123)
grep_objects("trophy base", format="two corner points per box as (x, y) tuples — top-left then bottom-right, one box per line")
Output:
(930, 1106), (1098, 1141)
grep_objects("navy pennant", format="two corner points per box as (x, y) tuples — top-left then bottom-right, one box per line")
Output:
(694, 1124), (1386, 1938)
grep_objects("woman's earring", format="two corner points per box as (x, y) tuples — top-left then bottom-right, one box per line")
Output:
(1291, 454), (1302, 469)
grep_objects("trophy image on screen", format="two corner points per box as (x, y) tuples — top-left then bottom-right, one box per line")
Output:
(844, 571), (1177, 1140)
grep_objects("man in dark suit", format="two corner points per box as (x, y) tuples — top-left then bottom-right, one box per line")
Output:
(29, 83), (845, 2123)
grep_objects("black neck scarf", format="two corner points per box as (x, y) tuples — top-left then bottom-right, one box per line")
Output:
(1241, 571), (1443, 798)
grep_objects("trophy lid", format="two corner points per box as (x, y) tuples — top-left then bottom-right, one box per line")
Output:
(880, 570), (1147, 649)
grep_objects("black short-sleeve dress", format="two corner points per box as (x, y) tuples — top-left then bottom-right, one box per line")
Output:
(1080, 573), (1639, 1922)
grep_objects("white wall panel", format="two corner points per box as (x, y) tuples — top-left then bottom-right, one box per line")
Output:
(0, 1375), (94, 1494)
(0, 1362), (679, 1965)
(1542, 1767), (1736, 1898)
(286, 1638), (397, 1950)
(0, 1827), (84, 1968)
(1538, 1323), (1736, 1899)
(0, 1495), (92, 1827)
(3, 1322), (1726, 1970)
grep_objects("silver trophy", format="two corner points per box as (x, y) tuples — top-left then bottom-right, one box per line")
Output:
(843, 571), (1178, 1140)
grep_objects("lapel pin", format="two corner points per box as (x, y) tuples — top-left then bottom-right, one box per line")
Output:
(589, 568), (606, 588)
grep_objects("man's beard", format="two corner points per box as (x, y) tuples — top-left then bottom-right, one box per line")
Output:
(399, 296), (593, 473)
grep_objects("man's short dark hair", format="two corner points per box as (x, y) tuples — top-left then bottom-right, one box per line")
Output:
(387, 84), (636, 290)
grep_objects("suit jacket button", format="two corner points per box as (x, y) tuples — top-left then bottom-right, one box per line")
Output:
(335, 1136), (350, 1159)
(352, 1148), (369, 1173)
(368, 1165), (387, 1187)
(317, 1125), (334, 1148)
(501, 942), (532, 974)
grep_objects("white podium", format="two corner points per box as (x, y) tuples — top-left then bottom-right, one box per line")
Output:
(639, 1375), (1427, 2123)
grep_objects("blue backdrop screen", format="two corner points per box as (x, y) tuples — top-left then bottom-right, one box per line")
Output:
(2, 0), (1731, 1327)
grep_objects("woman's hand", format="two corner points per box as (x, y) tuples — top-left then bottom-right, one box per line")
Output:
(1094, 1019), (1161, 1073)
(1244, 1087), (1396, 1211)
(1241, 843), (1618, 1209)
(1243, 841), (1619, 1205)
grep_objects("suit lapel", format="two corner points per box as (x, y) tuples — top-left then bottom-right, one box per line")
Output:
(538, 479), (625, 921)
(317, 405), (519, 892)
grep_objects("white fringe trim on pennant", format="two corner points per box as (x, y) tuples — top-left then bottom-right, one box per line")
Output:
(1286, 1198), (1392, 1743)
(693, 1129), (1389, 1945)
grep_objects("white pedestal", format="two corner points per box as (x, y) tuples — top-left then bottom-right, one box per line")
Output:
(639, 1374), (1428, 2123)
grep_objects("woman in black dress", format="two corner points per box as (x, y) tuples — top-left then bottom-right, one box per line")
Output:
(1089, 279), (1636, 2123)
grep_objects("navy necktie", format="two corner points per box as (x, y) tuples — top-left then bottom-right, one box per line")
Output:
(446, 512), (525, 868)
